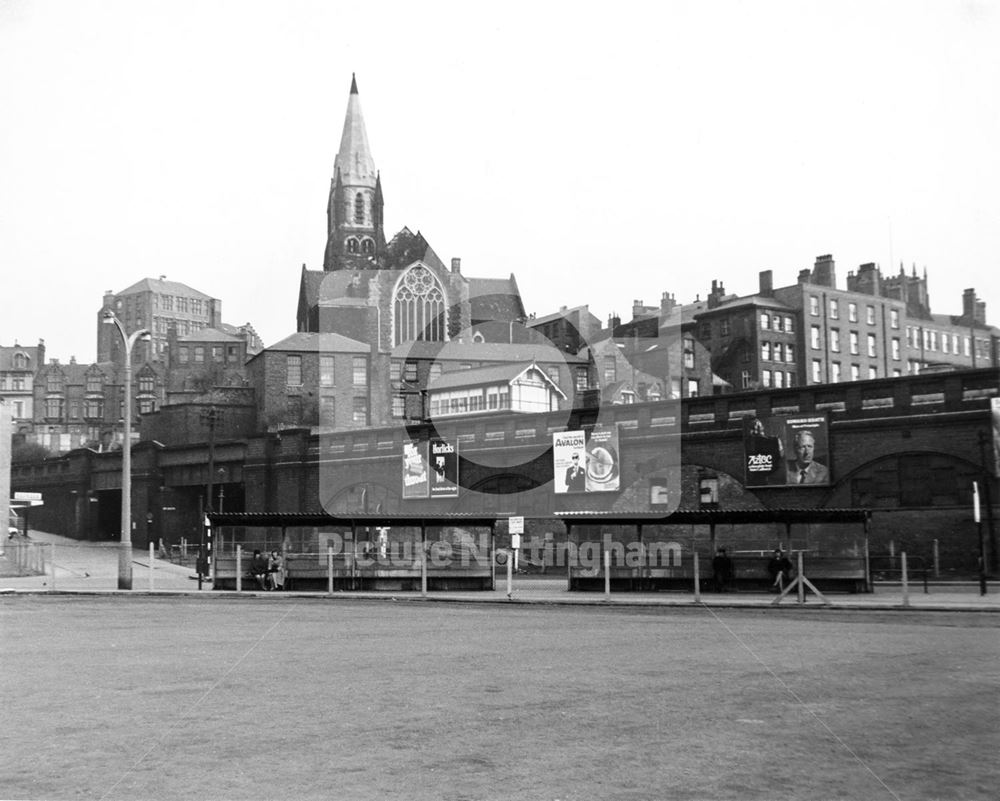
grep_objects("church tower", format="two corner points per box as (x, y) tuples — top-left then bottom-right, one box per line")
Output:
(323, 74), (386, 271)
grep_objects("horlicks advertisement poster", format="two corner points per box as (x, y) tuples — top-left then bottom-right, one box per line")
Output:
(429, 438), (459, 498)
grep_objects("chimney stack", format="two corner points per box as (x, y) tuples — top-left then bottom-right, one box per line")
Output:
(759, 270), (773, 297)
(798, 269), (812, 284)
(660, 291), (676, 316)
(451, 257), (461, 274)
(812, 254), (836, 288)
(707, 280), (726, 309)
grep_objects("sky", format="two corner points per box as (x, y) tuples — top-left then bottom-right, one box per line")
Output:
(1, 0), (998, 363)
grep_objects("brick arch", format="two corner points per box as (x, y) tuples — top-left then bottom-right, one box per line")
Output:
(824, 450), (981, 509)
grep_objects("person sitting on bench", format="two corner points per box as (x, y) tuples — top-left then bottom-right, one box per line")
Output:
(250, 549), (269, 590)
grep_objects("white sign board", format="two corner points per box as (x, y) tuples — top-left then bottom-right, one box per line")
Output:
(13, 492), (42, 502)
(508, 516), (524, 534)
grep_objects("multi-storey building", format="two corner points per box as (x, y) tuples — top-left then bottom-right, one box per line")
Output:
(0, 340), (44, 430)
(97, 277), (223, 363)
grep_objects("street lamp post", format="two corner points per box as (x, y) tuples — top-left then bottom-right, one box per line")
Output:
(102, 310), (151, 590)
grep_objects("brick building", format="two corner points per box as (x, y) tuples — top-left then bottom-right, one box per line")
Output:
(0, 340), (44, 430)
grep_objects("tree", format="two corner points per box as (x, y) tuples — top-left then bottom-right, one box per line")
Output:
(11, 441), (51, 464)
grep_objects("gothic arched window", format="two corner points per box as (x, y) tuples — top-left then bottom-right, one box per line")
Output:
(354, 193), (365, 224)
(346, 237), (359, 254)
(393, 266), (447, 346)
(361, 238), (374, 255)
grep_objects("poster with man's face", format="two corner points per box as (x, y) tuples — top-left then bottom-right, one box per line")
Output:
(743, 413), (830, 487)
(991, 397), (1000, 478)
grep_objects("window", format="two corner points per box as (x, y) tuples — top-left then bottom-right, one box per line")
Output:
(347, 237), (359, 253)
(352, 397), (368, 425)
(320, 396), (336, 423)
(831, 362), (841, 383)
(868, 366), (878, 379)
(178, 347), (189, 364)
(227, 345), (239, 363)
(830, 299), (839, 319)
(603, 356), (616, 384)
(687, 379), (700, 397)
(575, 367), (589, 391)
(286, 395), (302, 423)
(760, 313), (770, 330)
(194, 347), (204, 363)
(785, 316), (794, 333)
(177, 297), (188, 313)
(138, 375), (154, 394)
(963, 337), (971, 356)
(191, 299), (203, 316)
(84, 399), (103, 419)
(354, 192), (364, 224)
(430, 363), (442, 382)
(404, 361), (418, 383)
(774, 343), (784, 362)
(890, 309), (899, 329)
(12, 376), (25, 390)
(700, 322), (712, 338)
(320, 356), (335, 387)
(362, 238), (374, 255)
(867, 334), (877, 357)
(161, 295), (173, 311)
(830, 328), (840, 352)
(86, 374), (103, 393)
(785, 344), (795, 363)
(849, 332), (859, 355)
(212, 346), (223, 362)
(720, 319), (730, 337)
(13, 352), (27, 369)
(848, 302), (858, 322)
(772, 314), (782, 331)
(773, 370), (784, 388)
(809, 296), (819, 316)
(811, 360), (822, 383)
(891, 338), (901, 360)
(866, 306), (876, 325)
(810, 326), (821, 349)
(286, 355), (302, 386)
(762, 369), (772, 387)
(45, 398), (64, 418)
(393, 265), (447, 345)
(46, 373), (62, 392)
(741, 370), (751, 389)
(761, 342), (771, 361)
(138, 398), (155, 415)
(787, 372), (796, 387)
(391, 395), (405, 419)
(851, 364), (860, 381)
(683, 335), (695, 368)
(942, 335), (950, 354)
(390, 360), (401, 382)
(487, 392), (498, 410)
(353, 356), (367, 386)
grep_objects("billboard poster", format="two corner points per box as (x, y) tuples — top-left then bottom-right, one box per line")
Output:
(991, 397), (1000, 478)
(402, 440), (429, 499)
(743, 413), (831, 487)
(553, 425), (621, 494)
(429, 438), (459, 498)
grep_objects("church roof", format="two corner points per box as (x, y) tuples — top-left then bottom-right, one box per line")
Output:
(334, 73), (376, 187)
(468, 275), (525, 322)
(383, 228), (446, 272)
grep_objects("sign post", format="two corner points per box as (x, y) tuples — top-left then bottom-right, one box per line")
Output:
(974, 481), (986, 596)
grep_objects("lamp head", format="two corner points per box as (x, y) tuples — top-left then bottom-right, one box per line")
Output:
(102, 310), (116, 324)
(139, 331), (152, 342)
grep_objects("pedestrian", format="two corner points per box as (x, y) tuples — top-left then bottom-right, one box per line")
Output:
(268, 550), (285, 591)
(712, 547), (734, 592)
(250, 549), (269, 590)
(767, 549), (792, 592)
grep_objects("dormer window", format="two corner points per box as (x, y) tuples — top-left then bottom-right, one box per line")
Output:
(13, 352), (27, 369)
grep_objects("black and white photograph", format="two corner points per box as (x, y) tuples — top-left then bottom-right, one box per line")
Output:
(1, 2), (999, 800)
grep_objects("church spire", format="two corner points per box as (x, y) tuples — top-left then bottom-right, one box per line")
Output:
(324, 75), (385, 271)
(334, 73), (376, 187)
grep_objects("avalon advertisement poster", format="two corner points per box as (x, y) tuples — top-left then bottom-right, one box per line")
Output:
(553, 425), (621, 494)
(743, 412), (831, 487)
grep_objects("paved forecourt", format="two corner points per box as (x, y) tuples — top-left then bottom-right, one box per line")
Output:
(2, 595), (998, 801)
